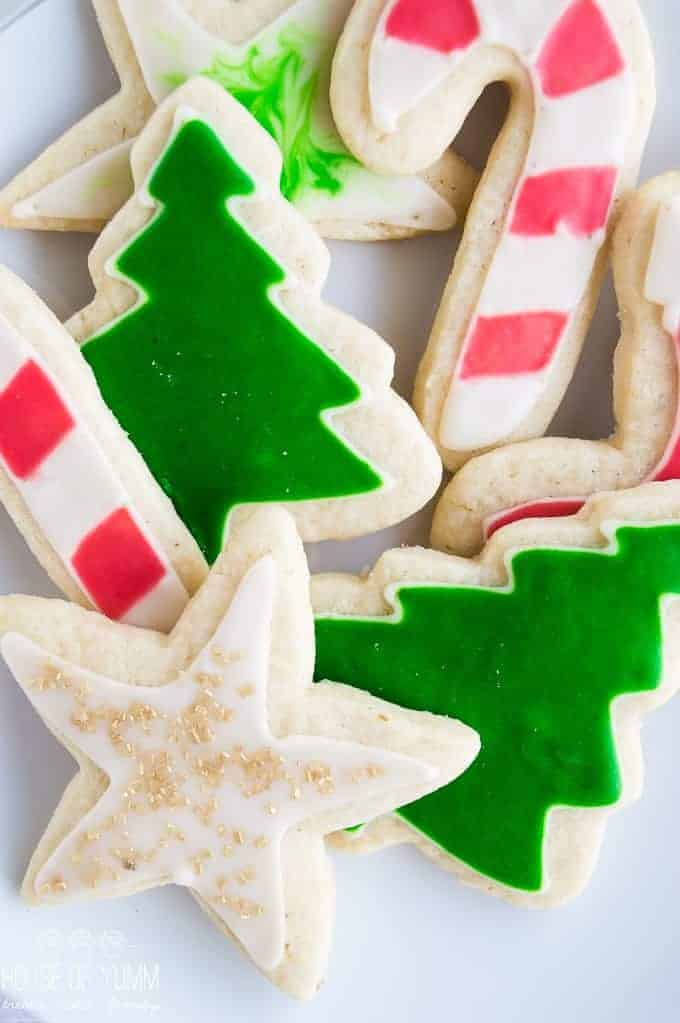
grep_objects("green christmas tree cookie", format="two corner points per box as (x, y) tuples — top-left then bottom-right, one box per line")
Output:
(82, 118), (378, 563)
(313, 489), (680, 902)
(70, 78), (441, 570)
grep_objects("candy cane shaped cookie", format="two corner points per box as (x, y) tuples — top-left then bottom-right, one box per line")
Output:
(331, 0), (655, 466)
(432, 174), (680, 555)
(0, 267), (202, 628)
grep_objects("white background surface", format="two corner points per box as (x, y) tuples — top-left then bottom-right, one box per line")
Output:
(1, 1), (680, 1020)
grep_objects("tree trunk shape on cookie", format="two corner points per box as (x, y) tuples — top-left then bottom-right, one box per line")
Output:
(82, 118), (381, 564)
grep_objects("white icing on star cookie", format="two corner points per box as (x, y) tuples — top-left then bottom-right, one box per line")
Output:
(0, 507), (479, 998)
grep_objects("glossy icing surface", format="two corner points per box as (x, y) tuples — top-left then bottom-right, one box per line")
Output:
(315, 525), (680, 890)
(83, 117), (381, 564)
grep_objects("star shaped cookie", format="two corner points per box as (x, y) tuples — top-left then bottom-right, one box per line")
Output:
(0, 506), (479, 998)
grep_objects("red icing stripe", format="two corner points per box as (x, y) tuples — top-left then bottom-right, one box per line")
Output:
(72, 508), (167, 621)
(485, 499), (586, 540)
(384, 0), (480, 54)
(0, 359), (75, 479)
(511, 167), (617, 237)
(653, 445), (680, 483)
(460, 312), (568, 378)
(536, 0), (625, 99)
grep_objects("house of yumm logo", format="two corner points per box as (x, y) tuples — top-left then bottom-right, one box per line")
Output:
(0, 928), (161, 1017)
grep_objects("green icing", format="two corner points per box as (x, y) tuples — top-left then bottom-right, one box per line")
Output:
(83, 118), (381, 564)
(165, 27), (358, 203)
(314, 525), (680, 892)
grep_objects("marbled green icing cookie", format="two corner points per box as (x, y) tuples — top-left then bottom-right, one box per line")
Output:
(0, 0), (472, 237)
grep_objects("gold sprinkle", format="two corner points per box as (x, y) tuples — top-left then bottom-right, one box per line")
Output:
(192, 751), (229, 787)
(70, 707), (98, 733)
(253, 836), (268, 850)
(238, 684), (255, 699)
(32, 663), (67, 692)
(352, 764), (385, 783)
(111, 847), (139, 872)
(303, 762), (335, 796)
(231, 746), (287, 799)
(264, 803), (278, 816)
(235, 868), (256, 886)
(190, 849), (214, 876)
(39, 875), (67, 896)
(168, 693), (232, 746)
(195, 671), (223, 690)
(166, 823), (186, 842)
(212, 647), (242, 666)
(193, 798), (218, 825)
(127, 751), (185, 811)
(216, 893), (264, 920)
(233, 830), (245, 846)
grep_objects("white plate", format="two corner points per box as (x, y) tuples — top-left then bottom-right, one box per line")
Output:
(1, 2), (680, 1021)
(0, 1), (45, 32)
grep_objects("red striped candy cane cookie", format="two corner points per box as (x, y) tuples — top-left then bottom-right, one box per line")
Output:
(331, 0), (655, 467)
(432, 174), (680, 555)
(0, 267), (203, 628)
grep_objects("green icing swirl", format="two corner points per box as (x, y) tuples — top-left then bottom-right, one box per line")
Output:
(165, 27), (358, 202)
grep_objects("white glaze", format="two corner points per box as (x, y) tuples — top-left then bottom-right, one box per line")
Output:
(645, 197), (680, 338)
(12, 141), (134, 222)
(1, 557), (436, 972)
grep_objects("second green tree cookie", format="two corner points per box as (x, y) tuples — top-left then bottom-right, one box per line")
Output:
(313, 483), (680, 905)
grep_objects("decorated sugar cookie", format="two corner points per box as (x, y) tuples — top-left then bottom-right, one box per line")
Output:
(331, 0), (655, 465)
(314, 484), (680, 904)
(0, 507), (479, 999)
(0, 266), (200, 630)
(433, 173), (680, 556)
(1, 77), (442, 605)
(0, 0), (478, 240)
